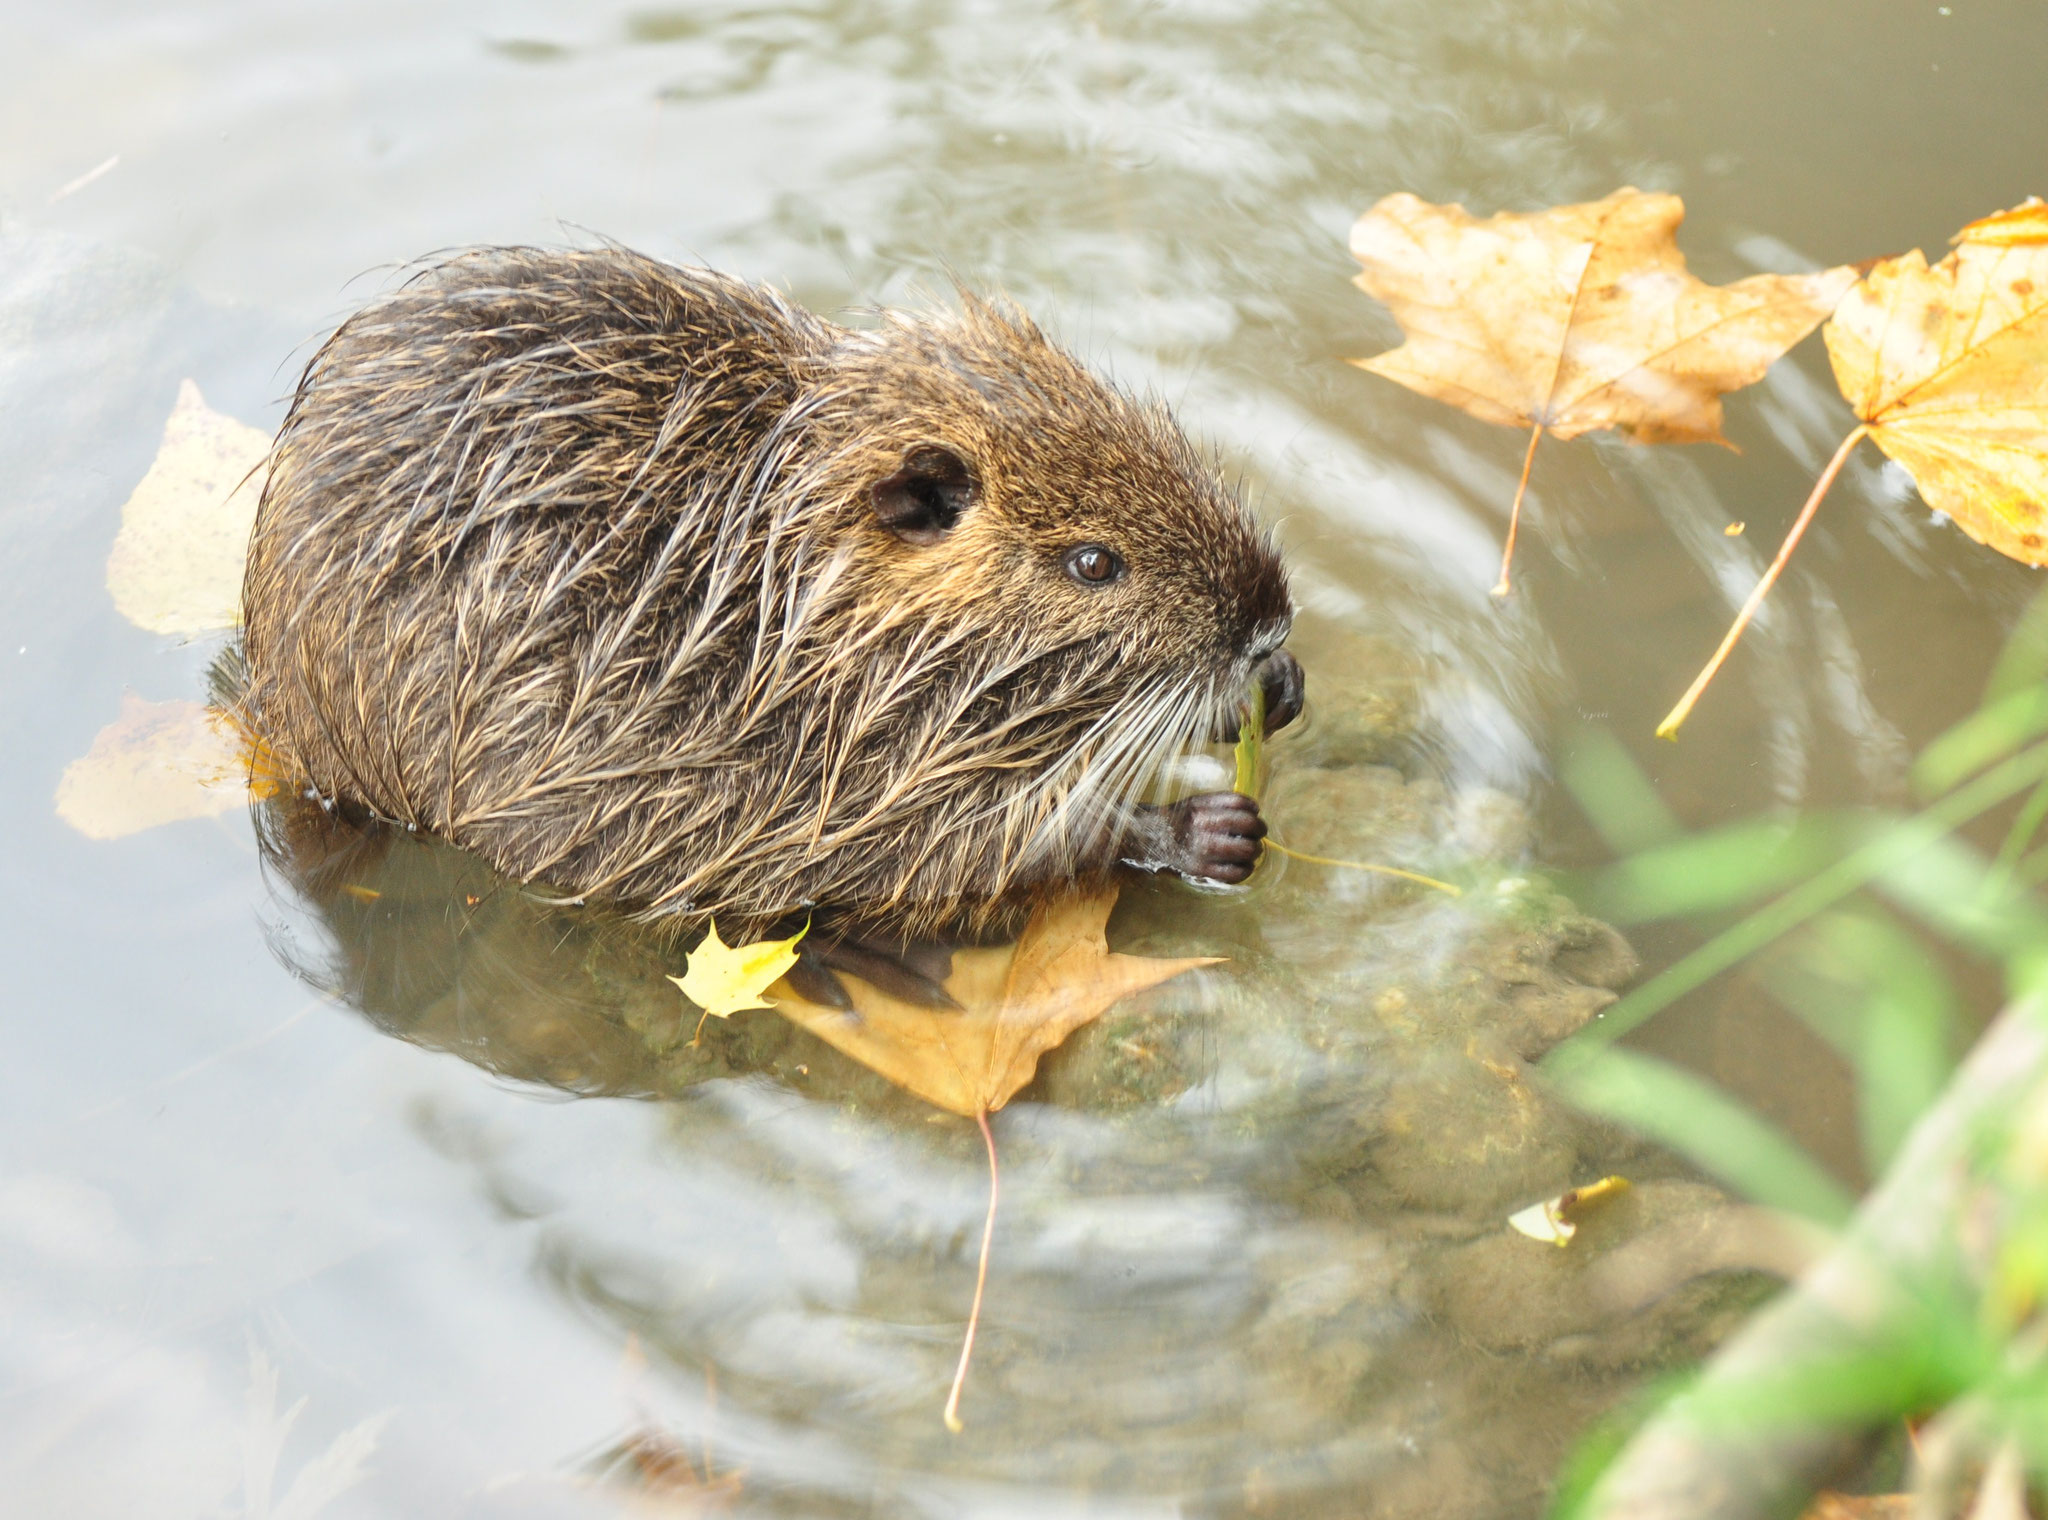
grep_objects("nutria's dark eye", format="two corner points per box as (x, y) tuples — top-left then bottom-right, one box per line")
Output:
(872, 445), (977, 546)
(1064, 545), (1124, 585)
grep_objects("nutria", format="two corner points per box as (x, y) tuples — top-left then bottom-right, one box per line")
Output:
(240, 246), (1302, 1003)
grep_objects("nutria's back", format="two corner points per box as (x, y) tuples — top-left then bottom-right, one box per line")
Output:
(242, 247), (1293, 936)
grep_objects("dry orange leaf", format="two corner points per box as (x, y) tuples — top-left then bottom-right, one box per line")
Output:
(774, 885), (1216, 1430)
(773, 886), (1216, 1118)
(55, 694), (267, 839)
(1947, 197), (2048, 248)
(1826, 200), (2048, 564)
(1349, 188), (1855, 594)
(595, 1428), (745, 1515)
(1661, 199), (2048, 737)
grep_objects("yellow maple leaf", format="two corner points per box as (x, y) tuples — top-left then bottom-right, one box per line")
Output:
(1661, 198), (2048, 737)
(1826, 199), (2048, 565)
(1348, 188), (1855, 594)
(668, 919), (807, 1018)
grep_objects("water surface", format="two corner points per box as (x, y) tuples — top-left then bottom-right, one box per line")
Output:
(5, 3), (2046, 1515)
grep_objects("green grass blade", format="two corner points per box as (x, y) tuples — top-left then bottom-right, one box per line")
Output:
(1561, 726), (1682, 854)
(1551, 1047), (1855, 1224)
(1546, 739), (2048, 1073)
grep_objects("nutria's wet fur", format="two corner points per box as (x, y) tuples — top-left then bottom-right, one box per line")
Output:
(241, 246), (1294, 940)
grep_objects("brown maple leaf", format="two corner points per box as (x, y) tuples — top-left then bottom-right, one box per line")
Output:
(1348, 188), (1855, 595)
(771, 885), (1216, 1431)
(772, 886), (1216, 1119)
(1661, 199), (2048, 737)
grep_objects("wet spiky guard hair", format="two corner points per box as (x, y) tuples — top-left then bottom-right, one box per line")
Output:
(241, 246), (1294, 939)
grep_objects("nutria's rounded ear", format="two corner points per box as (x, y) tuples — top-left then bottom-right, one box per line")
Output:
(871, 445), (977, 546)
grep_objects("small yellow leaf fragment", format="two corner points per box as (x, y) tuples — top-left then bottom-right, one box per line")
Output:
(668, 919), (807, 1019)
(1233, 678), (1265, 800)
(55, 694), (254, 839)
(1724, 521), (1746, 537)
(1507, 1175), (1631, 1247)
(106, 379), (270, 636)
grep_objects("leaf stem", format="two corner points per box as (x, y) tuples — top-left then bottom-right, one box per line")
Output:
(944, 1109), (1000, 1433)
(1265, 838), (1462, 895)
(1656, 424), (1871, 739)
(1493, 423), (1545, 598)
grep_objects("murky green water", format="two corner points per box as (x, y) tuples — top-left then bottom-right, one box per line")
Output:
(5, 2), (2046, 1515)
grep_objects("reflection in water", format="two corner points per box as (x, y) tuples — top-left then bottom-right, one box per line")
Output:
(252, 756), (1778, 1517)
(256, 794), (680, 1098)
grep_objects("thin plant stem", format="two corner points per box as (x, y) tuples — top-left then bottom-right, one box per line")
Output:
(1265, 839), (1462, 895)
(1545, 735), (2048, 1072)
(944, 1109), (1000, 1433)
(2012, 843), (2048, 890)
(1493, 422), (1544, 598)
(1657, 424), (1871, 739)
(1988, 773), (2048, 895)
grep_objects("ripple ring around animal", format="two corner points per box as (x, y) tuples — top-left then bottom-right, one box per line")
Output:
(239, 245), (1303, 1006)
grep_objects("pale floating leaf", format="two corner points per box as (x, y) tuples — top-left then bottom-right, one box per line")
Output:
(55, 694), (261, 839)
(239, 1340), (391, 1520)
(272, 1411), (393, 1520)
(106, 378), (269, 635)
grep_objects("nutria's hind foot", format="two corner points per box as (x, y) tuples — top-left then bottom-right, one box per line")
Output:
(787, 929), (963, 1012)
(783, 951), (856, 1011)
(1121, 791), (1267, 885)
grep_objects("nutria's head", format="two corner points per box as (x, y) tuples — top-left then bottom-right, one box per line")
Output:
(775, 296), (1293, 854)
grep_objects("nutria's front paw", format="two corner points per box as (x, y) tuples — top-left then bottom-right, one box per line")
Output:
(1213, 649), (1306, 740)
(1257, 649), (1305, 732)
(1163, 790), (1267, 884)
